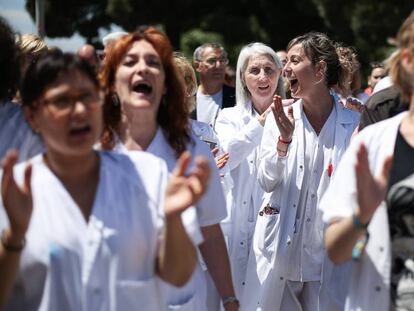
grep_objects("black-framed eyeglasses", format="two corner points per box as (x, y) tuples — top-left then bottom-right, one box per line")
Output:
(201, 57), (229, 66)
(42, 91), (102, 114)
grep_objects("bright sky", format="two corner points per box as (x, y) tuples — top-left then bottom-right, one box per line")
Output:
(0, 0), (124, 52)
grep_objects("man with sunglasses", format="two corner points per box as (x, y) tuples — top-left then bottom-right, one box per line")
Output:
(192, 43), (235, 130)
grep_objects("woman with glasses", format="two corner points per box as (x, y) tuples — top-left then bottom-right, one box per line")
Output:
(242, 33), (360, 311)
(214, 42), (285, 302)
(0, 51), (209, 310)
(99, 29), (235, 311)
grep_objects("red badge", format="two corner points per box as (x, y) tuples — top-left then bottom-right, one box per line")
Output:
(327, 163), (333, 177)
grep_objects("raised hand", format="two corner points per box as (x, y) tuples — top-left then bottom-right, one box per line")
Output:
(355, 144), (392, 224)
(345, 96), (363, 113)
(164, 151), (211, 217)
(271, 95), (295, 141)
(1, 151), (33, 238)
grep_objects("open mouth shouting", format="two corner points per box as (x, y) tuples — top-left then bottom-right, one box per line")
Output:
(289, 78), (299, 94)
(132, 80), (153, 97)
(69, 124), (92, 141)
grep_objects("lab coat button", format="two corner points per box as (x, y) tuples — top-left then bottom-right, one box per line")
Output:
(280, 277), (284, 280)
(293, 204), (296, 208)
(243, 201), (247, 205)
(375, 286), (381, 292)
(259, 211), (264, 216)
(240, 241), (244, 245)
(93, 288), (101, 295)
(379, 247), (384, 252)
(250, 160), (253, 164)
(242, 282), (245, 285)
(307, 218), (311, 222)
(299, 165), (303, 170)
(311, 194), (315, 199)
(287, 241), (291, 245)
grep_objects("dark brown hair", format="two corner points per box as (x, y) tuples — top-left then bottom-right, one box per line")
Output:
(99, 27), (190, 156)
(287, 32), (346, 91)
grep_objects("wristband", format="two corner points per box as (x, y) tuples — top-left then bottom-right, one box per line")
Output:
(352, 213), (369, 230)
(222, 296), (240, 307)
(1, 230), (26, 252)
(278, 136), (292, 145)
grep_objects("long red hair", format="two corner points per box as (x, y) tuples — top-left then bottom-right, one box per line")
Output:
(99, 27), (190, 156)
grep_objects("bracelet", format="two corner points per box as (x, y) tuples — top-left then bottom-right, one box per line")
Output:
(278, 136), (292, 145)
(1, 230), (26, 252)
(222, 296), (240, 307)
(352, 213), (369, 230)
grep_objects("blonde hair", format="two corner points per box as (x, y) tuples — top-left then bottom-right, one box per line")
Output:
(335, 43), (360, 94)
(17, 34), (48, 56)
(174, 52), (197, 96)
(389, 12), (414, 102)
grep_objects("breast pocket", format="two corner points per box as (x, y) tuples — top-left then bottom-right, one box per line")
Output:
(116, 278), (163, 311)
(254, 204), (281, 261)
(167, 294), (197, 311)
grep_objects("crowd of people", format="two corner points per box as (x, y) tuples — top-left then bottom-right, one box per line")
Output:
(0, 10), (413, 311)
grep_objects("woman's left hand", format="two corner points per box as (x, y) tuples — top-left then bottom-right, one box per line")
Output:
(164, 152), (211, 217)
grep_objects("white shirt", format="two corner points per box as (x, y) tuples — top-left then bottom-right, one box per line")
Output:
(320, 112), (407, 311)
(196, 89), (223, 129)
(0, 101), (44, 162)
(287, 105), (337, 281)
(215, 103), (267, 298)
(242, 97), (359, 311)
(0, 152), (168, 311)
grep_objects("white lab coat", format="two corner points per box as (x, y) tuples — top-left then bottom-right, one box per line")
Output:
(215, 102), (268, 298)
(0, 151), (168, 311)
(242, 98), (359, 311)
(320, 112), (407, 311)
(146, 128), (228, 311)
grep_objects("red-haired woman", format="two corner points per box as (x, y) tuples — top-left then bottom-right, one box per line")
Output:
(99, 28), (237, 311)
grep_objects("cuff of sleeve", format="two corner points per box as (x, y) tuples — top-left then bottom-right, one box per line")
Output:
(264, 153), (287, 180)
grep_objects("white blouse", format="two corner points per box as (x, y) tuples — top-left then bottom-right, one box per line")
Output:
(0, 151), (168, 311)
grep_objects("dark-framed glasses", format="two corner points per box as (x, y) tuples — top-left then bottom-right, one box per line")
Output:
(202, 57), (229, 66)
(42, 91), (102, 113)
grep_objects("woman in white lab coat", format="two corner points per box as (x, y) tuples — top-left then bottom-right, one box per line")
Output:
(0, 51), (209, 311)
(215, 42), (285, 300)
(242, 33), (360, 311)
(99, 28), (236, 311)
(321, 12), (414, 311)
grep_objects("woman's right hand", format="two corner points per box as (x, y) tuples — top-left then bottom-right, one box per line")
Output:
(271, 95), (295, 141)
(355, 144), (392, 224)
(211, 147), (229, 170)
(1, 151), (33, 239)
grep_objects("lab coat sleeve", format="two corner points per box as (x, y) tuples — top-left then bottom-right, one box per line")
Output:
(192, 137), (228, 227)
(319, 132), (368, 224)
(215, 108), (264, 171)
(257, 112), (289, 193)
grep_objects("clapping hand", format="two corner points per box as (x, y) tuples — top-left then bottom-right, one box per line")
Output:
(355, 144), (392, 224)
(271, 95), (295, 141)
(164, 152), (211, 217)
(211, 147), (229, 170)
(1, 151), (32, 238)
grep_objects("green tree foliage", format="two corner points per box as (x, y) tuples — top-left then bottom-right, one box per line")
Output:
(25, 0), (413, 69)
